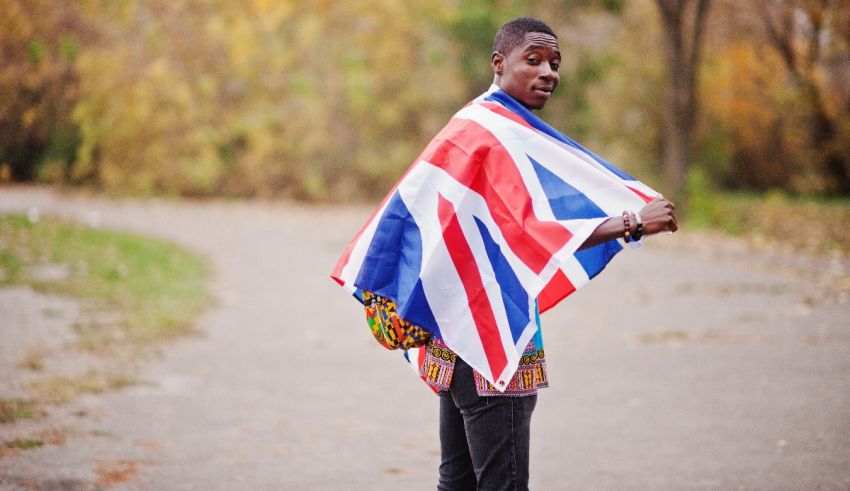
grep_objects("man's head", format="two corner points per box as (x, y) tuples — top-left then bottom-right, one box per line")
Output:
(491, 17), (561, 110)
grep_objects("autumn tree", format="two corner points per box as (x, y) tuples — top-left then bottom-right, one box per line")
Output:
(8, 0), (847, 200)
(72, 0), (465, 199)
(761, 0), (850, 193)
(696, 0), (850, 194)
(0, 0), (88, 182)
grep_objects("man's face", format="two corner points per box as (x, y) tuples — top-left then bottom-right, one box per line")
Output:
(492, 32), (561, 110)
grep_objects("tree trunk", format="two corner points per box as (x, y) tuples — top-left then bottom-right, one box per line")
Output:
(655, 0), (711, 205)
(660, 38), (691, 204)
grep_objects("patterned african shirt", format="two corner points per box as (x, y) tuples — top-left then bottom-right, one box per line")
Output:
(363, 290), (548, 397)
(419, 316), (548, 397)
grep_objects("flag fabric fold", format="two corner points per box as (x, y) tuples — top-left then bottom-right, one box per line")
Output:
(332, 85), (657, 392)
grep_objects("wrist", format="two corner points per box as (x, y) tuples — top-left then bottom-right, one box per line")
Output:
(633, 211), (644, 241)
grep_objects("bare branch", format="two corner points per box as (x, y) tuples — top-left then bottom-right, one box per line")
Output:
(804, 2), (824, 70)
(761, 0), (799, 76)
(689, 0), (711, 75)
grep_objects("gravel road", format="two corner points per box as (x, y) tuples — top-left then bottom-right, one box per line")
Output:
(1, 187), (848, 490)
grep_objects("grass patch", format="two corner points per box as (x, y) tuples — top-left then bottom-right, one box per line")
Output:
(686, 189), (850, 253)
(0, 214), (212, 346)
(1, 428), (66, 456)
(30, 372), (135, 405)
(5, 438), (44, 450)
(0, 399), (43, 423)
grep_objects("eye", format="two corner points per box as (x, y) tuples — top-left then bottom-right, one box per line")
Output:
(527, 57), (540, 65)
(550, 62), (560, 71)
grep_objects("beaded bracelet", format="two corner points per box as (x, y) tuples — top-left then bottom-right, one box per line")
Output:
(622, 210), (631, 243)
(633, 211), (644, 241)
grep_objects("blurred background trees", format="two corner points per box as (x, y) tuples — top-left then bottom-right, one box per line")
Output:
(0, 0), (89, 183)
(699, 0), (850, 195)
(1, 0), (848, 202)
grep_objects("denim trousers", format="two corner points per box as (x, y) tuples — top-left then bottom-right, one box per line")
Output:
(437, 357), (537, 491)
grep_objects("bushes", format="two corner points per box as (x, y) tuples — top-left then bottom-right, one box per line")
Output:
(687, 181), (850, 254)
(2, 1), (849, 201)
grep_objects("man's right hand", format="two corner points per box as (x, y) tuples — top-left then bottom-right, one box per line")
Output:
(639, 196), (678, 235)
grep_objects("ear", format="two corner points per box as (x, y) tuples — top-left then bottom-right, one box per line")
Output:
(491, 51), (505, 76)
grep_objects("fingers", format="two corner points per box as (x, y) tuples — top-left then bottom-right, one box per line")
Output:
(650, 196), (675, 211)
(655, 196), (675, 210)
(668, 213), (678, 232)
(665, 200), (678, 232)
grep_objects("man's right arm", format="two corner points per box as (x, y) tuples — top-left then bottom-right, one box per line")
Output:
(578, 196), (678, 250)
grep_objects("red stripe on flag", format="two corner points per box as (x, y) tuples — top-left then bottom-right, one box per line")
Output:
(537, 270), (576, 314)
(331, 205), (389, 284)
(626, 185), (654, 204)
(480, 102), (533, 129)
(330, 151), (430, 282)
(417, 117), (572, 275)
(437, 194), (508, 379)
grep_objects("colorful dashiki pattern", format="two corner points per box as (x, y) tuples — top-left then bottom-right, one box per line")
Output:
(363, 290), (431, 350)
(420, 331), (548, 397)
(362, 290), (548, 397)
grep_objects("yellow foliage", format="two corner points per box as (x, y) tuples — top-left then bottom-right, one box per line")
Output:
(701, 42), (786, 160)
(66, 0), (466, 198)
(8, 0), (847, 198)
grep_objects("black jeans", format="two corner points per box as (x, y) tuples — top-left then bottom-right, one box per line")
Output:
(438, 357), (537, 491)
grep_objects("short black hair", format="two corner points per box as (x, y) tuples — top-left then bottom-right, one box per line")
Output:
(493, 17), (557, 56)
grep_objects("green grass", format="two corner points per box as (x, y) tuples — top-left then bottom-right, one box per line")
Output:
(0, 213), (212, 412)
(0, 428), (66, 456)
(0, 399), (43, 423)
(686, 190), (850, 254)
(0, 214), (212, 346)
(4, 438), (44, 450)
(30, 372), (136, 405)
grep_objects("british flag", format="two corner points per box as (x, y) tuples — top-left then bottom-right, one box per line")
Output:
(332, 86), (656, 392)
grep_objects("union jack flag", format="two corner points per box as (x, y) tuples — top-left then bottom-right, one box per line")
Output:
(332, 86), (656, 392)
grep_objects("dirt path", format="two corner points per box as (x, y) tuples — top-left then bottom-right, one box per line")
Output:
(1, 187), (849, 490)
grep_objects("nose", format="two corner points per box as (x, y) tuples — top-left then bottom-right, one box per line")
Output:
(539, 64), (557, 82)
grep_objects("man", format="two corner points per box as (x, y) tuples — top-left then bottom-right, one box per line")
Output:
(332, 16), (677, 491)
(433, 17), (677, 490)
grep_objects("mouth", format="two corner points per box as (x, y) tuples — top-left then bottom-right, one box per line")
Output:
(533, 86), (554, 96)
